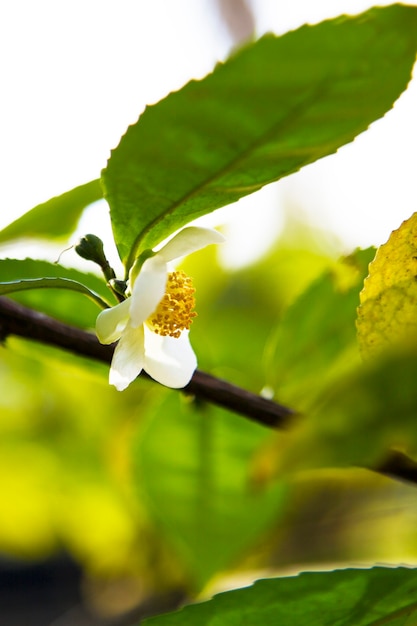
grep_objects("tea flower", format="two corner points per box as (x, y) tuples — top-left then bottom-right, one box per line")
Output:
(96, 227), (224, 391)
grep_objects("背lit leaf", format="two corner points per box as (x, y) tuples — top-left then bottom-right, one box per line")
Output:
(0, 180), (102, 244)
(103, 5), (417, 272)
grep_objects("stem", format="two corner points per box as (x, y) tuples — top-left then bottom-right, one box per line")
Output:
(0, 296), (293, 429)
(2, 296), (417, 489)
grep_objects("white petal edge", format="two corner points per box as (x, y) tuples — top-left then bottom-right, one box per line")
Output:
(130, 257), (167, 327)
(156, 227), (225, 263)
(109, 324), (145, 391)
(143, 329), (197, 388)
(96, 298), (131, 344)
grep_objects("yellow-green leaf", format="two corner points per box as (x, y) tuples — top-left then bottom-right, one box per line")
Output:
(0, 180), (102, 244)
(357, 212), (417, 358)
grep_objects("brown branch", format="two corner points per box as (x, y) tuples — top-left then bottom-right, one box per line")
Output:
(2, 296), (417, 488)
(0, 296), (294, 429)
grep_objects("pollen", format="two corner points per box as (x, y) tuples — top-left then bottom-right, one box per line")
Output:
(147, 270), (197, 338)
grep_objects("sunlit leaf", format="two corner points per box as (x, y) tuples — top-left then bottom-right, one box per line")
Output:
(357, 212), (417, 358)
(133, 393), (286, 589)
(0, 179), (102, 244)
(103, 5), (417, 272)
(143, 567), (417, 626)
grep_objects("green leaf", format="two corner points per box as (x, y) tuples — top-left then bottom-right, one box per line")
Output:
(144, 567), (417, 626)
(133, 394), (286, 589)
(0, 179), (102, 244)
(266, 248), (375, 411)
(0, 258), (114, 327)
(0, 277), (110, 310)
(103, 5), (417, 272)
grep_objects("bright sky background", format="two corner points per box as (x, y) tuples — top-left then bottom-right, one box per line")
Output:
(0, 0), (416, 268)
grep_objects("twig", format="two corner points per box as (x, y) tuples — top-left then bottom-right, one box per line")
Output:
(370, 450), (417, 485)
(214, 0), (256, 44)
(0, 296), (294, 429)
(2, 296), (417, 488)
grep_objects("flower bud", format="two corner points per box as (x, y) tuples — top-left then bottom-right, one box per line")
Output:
(75, 234), (107, 265)
(75, 234), (116, 282)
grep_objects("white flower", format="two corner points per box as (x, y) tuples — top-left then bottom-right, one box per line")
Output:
(96, 226), (224, 391)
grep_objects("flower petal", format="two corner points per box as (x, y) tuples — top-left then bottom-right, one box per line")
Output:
(143, 328), (197, 388)
(130, 257), (167, 327)
(109, 323), (145, 391)
(96, 298), (131, 344)
(156, 227), (225, 263)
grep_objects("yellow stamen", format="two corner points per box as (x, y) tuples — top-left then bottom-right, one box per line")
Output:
(147, 270), (197, 338)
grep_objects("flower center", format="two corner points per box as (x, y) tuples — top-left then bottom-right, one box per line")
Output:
(147, 270), (197, 338)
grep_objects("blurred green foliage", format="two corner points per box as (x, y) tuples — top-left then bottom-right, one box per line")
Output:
(0, 217), (332, 581)
(2, 219), (417, 608)
(134, 395), (286, 590)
